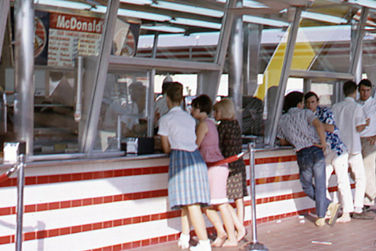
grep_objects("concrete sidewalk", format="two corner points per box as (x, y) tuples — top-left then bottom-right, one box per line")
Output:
(131, 207), (376, 251)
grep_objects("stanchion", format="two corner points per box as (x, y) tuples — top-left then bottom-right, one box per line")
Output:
(245, 142), (268, 251)
(15, 154), (25, 251)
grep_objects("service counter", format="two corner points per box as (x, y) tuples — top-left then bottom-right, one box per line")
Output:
(0, 147), (345, 250)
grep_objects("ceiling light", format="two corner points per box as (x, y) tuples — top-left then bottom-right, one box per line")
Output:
(34, 0), (92, 9)
(243, 15), (289, 27)
(170, 18), (221, 29)
(347, 0), (376, 9)
(301, 11), (347, 24)
(140, 25), (185, 33)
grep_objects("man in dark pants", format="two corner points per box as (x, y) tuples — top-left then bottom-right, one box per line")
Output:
(277, 91), (339, 226)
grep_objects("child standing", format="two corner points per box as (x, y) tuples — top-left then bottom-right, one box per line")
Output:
(158, 83), (211, 251)
(213, 99), (247, 240)
(191, 95), (237, 247)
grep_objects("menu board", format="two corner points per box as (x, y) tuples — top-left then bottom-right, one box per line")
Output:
(33, 10), (140, 67)
(47, 13), (103, 67)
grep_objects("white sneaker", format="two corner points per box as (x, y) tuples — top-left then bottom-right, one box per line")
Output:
(178, 233), (190, 249)
(189, 240), (211, 251)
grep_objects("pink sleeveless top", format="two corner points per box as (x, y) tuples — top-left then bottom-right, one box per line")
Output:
(199, 118), (225, 163)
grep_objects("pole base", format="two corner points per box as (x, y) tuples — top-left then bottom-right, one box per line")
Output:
(243, 242), (268, 251)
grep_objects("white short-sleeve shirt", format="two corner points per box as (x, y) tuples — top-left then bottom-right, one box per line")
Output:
(158, 106), (197, 152)
(332, 97), (367, 154)
(357, 97), (376, 137)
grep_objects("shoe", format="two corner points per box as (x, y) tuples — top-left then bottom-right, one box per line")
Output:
(190, 240), (211, 251)
(178, 233), (190, 249)
(363, 205), (372, 213)
(351, 211), (375, 220)
(315, 218), (326, 227)
(327, 202), (340, 225)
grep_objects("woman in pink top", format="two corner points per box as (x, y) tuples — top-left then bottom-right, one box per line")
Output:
(191, 95), (237, 247)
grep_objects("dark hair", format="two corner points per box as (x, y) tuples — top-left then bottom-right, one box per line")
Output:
(304, 91), (319, 102)
(191, 94), (212, 115)
(283, 91), (304, 113)
(358, 79), (372, 89)
(161, 81), (173, 94)
(343, 80), (357, 96)
(166, 82), (183, 104)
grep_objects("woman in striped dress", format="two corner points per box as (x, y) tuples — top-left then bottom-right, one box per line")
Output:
(158, 82), (211, 251)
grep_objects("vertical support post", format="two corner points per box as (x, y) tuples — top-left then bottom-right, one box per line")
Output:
(349, 7), (368, 83)
(265, 7), (302, 146)
(74, 56), (83, 122)
(247, 142), (268, 251)
(147, 69), (155, 137)
(303, 79), (311, 94)
(15, 154), (25, 251)
(0, 0), (10, 61)
(228, 0), (243, 127)
(13, 0), (34, 155)
(80, 0), (120, 153)
(244, 23), (262, 96)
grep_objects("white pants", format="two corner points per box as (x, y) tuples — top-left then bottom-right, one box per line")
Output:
(348, 153), (366, 210)
(326, 151), (354, 213)
(361, 138), (376, 206)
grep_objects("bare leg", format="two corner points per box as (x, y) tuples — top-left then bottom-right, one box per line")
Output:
(228, 204), (246, 241)
(187, 204), (208, 241)
(235, 198), (245, 223)
(204, 207), (227, 247)
(181, 208), (190, 235)
(217, 203), (237, 247)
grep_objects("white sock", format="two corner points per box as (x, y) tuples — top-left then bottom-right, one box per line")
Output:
(179, 233), (190, 242)
(354, 207), (363, 214)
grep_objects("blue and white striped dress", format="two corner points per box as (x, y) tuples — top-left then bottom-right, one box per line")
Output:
(169, 149), (210, 209)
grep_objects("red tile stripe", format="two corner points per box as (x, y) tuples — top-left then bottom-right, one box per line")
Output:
(83, 208), (314, 251)
(0, 165), (169, 188)
(0, 171), (302, 217)
(0, 190), (313, 245)
(0, 155), (297, 188)
(0, 170), (355, 218)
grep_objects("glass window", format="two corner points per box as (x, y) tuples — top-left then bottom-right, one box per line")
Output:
(95, 71), (150, 152)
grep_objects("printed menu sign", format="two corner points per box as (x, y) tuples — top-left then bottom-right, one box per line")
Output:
(31, 10), (140, 67)
(47, 13), (103, 67)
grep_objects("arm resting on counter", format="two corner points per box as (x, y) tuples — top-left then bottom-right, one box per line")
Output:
(160, 135), (171, 154)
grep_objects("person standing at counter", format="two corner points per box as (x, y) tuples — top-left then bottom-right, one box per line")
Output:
(304, 91), (353, 223)
(213, 99), (247, 240)
(277, 91), (340, 227)
(357, 79), (376, 211)
(158, 82), (212, 251)
(332, 80), (373, 220)
(191, 95), (237, 247)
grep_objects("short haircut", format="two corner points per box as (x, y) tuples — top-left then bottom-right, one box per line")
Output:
(304, 91), (319, 102)
(192, 95), (212, 115)
(343, 80), (357, 96)
(283, 91), (304, 113)
(161, 81), (173, 94)
(166, 82), (183, 104)
(213, 99), (235, 120)
(358, 79), (372, 89)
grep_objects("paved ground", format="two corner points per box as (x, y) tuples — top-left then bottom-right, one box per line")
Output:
(132, 206), (376, 251)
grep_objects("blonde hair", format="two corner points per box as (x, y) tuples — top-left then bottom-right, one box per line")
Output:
(213, 99), (235, 120)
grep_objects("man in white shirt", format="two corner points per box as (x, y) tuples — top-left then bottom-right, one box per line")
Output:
(357, 79), (376, 210)
(332, 80), (373, 219)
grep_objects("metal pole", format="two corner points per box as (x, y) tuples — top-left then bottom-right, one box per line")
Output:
(349, 7), (368, 80)
(74, 56), (83, 122)
(13, 0), (34, 155)
(246, 142), (268, 251)
(265, 7), (302, 146)
(228, 0), (243, 128)
(15, 154), (25, 251)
